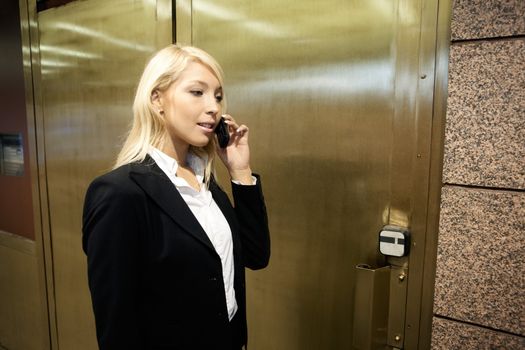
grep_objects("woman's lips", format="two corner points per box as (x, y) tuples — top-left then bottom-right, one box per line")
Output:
(197, 123), (214, 132)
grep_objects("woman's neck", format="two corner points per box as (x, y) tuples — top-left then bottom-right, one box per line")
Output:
(160, 138), (189, 166)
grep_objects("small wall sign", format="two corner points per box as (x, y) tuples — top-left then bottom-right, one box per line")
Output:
(0, 133), (24, 176)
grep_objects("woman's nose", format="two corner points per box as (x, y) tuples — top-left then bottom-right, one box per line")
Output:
(206, 96), (220, 115)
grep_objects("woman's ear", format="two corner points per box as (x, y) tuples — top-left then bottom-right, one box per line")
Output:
(151, 90), (164, 113)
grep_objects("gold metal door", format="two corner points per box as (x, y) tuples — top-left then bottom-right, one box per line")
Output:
(36, 0), (172, 348)
(178, 0), (448, 349)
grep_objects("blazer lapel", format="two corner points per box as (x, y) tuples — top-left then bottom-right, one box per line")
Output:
(128, 157), (216, 253)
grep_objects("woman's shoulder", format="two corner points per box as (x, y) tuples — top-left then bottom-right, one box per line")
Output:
(90, 163), (132, 185)
(86, 163), (143, 200)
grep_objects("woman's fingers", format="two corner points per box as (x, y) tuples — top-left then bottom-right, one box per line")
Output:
(222, 114), (248, 136)
(222, 114), (238, 130)
(235, 125), (249, 135)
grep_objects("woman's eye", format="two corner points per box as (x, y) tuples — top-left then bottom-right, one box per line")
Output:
(215, 95), (223, 102)
(190, 90), (203, 96)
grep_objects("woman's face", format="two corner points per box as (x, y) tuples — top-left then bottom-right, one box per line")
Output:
(157, 61), (223, 150)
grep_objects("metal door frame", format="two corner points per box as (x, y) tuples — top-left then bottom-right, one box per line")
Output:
(18, 0), (56, 348)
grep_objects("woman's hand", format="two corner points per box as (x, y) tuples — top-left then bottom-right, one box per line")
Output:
(216, 114), (253, 184)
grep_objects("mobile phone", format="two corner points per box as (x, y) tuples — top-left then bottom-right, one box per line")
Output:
(215, 116), (230, 148)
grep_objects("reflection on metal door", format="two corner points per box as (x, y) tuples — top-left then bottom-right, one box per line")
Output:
(37, 0), (171, 348)
(178, 0), (446, 348)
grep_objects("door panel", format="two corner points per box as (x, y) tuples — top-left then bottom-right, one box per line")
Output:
(37, 1), (171, 348)
(185, 0), (434, 348)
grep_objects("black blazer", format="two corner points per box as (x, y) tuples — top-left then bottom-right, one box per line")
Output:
(82, 156), (270, 349)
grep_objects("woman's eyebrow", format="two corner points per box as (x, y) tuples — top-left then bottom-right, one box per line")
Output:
(187, 80), (208, 87)
(187, 80), (222, 91)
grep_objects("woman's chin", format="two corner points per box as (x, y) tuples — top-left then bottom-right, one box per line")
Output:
(190, 136), (212, 148)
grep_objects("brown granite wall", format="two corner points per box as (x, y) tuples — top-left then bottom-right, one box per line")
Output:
(432, 0), (525, 348)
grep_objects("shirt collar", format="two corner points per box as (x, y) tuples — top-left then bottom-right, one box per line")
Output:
(149, 147), (206, 184)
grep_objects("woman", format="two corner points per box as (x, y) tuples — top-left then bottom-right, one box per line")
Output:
(82, 44), (270, 350)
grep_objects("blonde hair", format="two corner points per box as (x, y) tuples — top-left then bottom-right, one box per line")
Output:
(115, 44), (226, 186)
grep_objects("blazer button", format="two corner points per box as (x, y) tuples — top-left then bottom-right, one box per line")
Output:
(209, 276), (218, 281)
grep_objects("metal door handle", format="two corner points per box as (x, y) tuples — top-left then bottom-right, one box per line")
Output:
(352, 264), (408, 349)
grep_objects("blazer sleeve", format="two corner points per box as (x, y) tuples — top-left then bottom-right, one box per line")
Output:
(82, 175), (145, 349)
(231, 174), (271, 270)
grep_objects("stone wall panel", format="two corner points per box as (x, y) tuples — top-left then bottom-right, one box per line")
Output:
(451, 0), (525, 40)
(432, 317), (525, 349)
(444, 39), (525, 189)
(434, 186), (525, 335)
